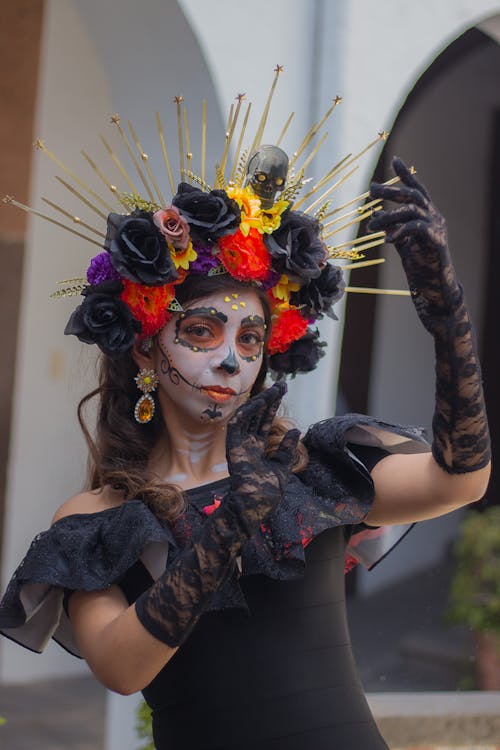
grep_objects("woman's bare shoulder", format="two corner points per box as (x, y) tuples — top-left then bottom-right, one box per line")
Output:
(52, 487), (125, 525)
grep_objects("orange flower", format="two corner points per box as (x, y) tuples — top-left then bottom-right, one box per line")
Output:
(121, 280), (175, 337)
(267, 307), (308, 354)
(218, 227), (270, 281)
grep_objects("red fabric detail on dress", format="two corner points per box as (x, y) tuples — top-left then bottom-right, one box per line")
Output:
(202, 497), (222, 515)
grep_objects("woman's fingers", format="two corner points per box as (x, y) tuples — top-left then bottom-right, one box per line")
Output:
(259, 382), (287, 438)
(272, 428), (301, 467)
(385, 219), (431, 245)
(392, 156), (431, 201)
(370, 182), (428, 209)
(227, 382), (286, 447)
(368, 205), (428, 232)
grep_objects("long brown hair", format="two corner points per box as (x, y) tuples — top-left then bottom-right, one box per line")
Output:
(78, 274), (307, 521)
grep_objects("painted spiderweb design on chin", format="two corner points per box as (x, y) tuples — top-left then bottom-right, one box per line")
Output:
(203, 403), (223, 420)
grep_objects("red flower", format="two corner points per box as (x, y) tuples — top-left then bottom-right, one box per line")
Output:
(218, 227), (270, 281)
(267, 308), (308, 355)
(121, 280), (174, 337)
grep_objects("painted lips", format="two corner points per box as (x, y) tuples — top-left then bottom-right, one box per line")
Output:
(201, 385), (236, 403)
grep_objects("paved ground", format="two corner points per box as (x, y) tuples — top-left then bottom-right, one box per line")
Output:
(0, 674), (105, 750)
(349, 552), (476, 693)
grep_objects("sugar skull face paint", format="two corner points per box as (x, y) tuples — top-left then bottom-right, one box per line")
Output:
(153, 290), (266, 423)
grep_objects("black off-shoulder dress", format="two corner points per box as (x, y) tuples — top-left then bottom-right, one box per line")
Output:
(0, 415), (428, 749)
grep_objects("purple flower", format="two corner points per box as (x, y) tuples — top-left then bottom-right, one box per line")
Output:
(86, 252), (120, 285)
(190, 242), (221, 274)
(260, 268), (281, 291)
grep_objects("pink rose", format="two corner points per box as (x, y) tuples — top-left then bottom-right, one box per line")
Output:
(153, 205), (190, 250)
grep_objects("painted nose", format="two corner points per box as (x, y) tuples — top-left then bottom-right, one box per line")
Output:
(219, 349), (240, 375)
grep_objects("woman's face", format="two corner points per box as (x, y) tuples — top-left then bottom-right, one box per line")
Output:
(153, 288), (266, 424)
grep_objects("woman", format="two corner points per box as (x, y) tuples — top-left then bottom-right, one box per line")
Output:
(0, 147), (490, 748)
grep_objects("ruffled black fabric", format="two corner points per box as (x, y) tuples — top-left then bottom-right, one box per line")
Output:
(0, 500), (168, 656)
(0, 415), (429, 656)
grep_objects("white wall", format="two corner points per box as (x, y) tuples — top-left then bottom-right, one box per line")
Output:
(0, 0), (113, 683)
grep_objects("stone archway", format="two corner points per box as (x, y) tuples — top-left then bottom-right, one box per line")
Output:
(340, 22), (500, 592)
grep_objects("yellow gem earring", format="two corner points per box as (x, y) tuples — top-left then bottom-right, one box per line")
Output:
(134, 368), (159, 424)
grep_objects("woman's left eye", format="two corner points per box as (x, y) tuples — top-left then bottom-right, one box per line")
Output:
(239, 331), (262, 345)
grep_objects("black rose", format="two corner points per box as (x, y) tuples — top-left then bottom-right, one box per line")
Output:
(64, 280), (141, 355)
(269, 327), (326, 377)
(265, 210), (326, 281)
(172, 182), (241, 242)
(290, 264), (345, 320)
(106, 210), (178, 286)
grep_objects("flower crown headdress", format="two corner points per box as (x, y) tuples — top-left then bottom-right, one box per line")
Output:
(3, 66), (409, 377)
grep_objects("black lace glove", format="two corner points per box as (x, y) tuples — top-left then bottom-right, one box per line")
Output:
(135, 382), (300, 647)
(369, 157), (490, 474)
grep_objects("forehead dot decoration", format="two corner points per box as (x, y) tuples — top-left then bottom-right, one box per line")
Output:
(239, 301), (246, 308)
(4, 67), (410, 377)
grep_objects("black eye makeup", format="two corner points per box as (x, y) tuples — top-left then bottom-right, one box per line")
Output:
(173, 308), (265, 358)
(174, 307), (228, 352)
(238, 315), (266, 361)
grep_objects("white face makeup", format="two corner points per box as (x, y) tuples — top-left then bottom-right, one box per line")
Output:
(153, 289), (266, 424)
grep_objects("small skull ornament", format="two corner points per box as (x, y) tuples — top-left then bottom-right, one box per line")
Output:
(245, 145), (289, 210)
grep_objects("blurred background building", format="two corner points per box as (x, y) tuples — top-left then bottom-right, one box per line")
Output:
(1, 1), (499, 748)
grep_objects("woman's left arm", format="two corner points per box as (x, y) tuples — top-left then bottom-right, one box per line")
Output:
(364, 157), (491, 526)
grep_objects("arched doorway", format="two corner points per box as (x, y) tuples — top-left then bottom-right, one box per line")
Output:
(340, 24), (500, 511)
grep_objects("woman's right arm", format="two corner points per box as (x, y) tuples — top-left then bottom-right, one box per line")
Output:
(67, 586), (177, 695)
(52, 492), (178, 695)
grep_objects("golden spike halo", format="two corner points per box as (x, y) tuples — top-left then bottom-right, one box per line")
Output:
(3, 70), (414, 303)
(289, 95), (342, 170)
(3, 195), (102, 247)
(248, 64), (283, 158)
(110, 115), (156, 203)
(34, 139), (115, 213)
(346, 286), (411, 297)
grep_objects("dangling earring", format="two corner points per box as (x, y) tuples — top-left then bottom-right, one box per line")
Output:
(134, 368), (159, 424)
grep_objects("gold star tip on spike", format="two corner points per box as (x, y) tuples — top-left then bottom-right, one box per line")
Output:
(274, 64), (284, 74)
(334, 95), (343, 104)
(409, 165), (417, 174)
(236, 93), (246, 102)
(34, 138), (45, 150)
(2, 195), (14, 204)
(110, 114), (120, 125)
(174, 95), (184, 103)
(378, 131), (389, 141)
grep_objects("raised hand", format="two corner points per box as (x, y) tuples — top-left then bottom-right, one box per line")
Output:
(135, 383), (301, 648)
(369, 157), (461, 332)
(225, 382), (300, 536)
(369, 156), (490, 476)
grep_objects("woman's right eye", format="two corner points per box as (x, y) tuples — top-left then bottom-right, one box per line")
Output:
(185, 324), (211, 338)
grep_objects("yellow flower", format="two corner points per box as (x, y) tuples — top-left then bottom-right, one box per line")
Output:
(259, 197), (289, 234)
(273, 274), (301, 304)
(226, 184), (289, 235)
(171, 240), (198, 270)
